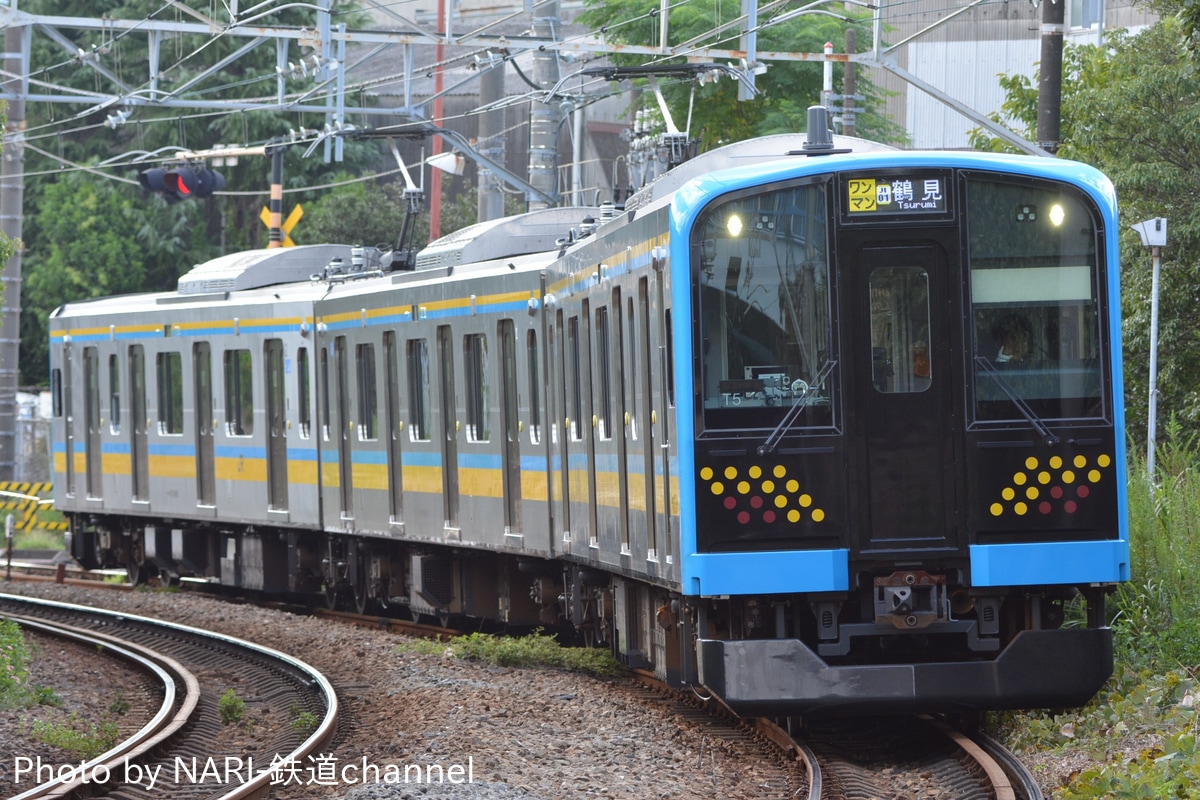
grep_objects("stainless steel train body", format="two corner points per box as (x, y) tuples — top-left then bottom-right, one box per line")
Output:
(51, 132), (1128, 715)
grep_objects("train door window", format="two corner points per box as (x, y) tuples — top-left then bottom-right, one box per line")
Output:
(626, 292), (638, 440)
(84, 347), (100, 433)
(384, 331), (404, 520)
(224, 349), (253, 435)
(966, 176), (1104, 421)
(464, 333), (490, 442)
(567, 316), (583, 442)
(356, 343), (378, 441)
(319, 347), (331, 441)
(868, 267), (932, 393)
(297, 347), (311, 439)
(156, 351), (184, 435)
(499, 321), (520, 445)
(407, 338), (431, 441)
(51, 368), (62, 417)
(664, 309), (674, 410)
(527, 329), (541, 445)
(595, 306), (612, 441)
(108, 354), (120, 434)
(129, 345), (149, 501)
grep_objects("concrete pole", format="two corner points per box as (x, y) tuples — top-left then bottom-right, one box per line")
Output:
(527, 2), (561, 211)
(0, 25), (28, 480)
(1147, 245), (1161, 482)
(476, 57), (507, 223)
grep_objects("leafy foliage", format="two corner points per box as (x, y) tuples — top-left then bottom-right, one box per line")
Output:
(0, 619), (31, 708)
(16, 0), (384, 384)
(1000, 435), (1200, 796)
(577, 0), (905, 148)
(32, 715), (120, 759)
(217, 688), (246, 725)
(397, 629), (622, 677)
(970, 19), (1200, 447)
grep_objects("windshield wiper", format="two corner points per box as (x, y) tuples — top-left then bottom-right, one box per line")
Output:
(758, 360), (837, 455)
(974, 356), (1060, 446)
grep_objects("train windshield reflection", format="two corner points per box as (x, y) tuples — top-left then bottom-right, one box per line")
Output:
(693, 182), (835, 432)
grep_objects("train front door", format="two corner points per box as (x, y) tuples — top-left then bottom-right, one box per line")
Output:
(846, 241), (963, 559)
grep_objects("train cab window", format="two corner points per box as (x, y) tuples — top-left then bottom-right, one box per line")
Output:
(108, 354), (121, 433)
(224, 349), (254, 436)
(156, 351), (184, 435)
(407, 339), (431, 441)
(464, 333), (490, 442)
(693, 183), (835, 432)
(297, 347), (311, 439)
(356, 343), (378, 441)
(966, 177), (1104, 421)
(868, 267), (932, 393)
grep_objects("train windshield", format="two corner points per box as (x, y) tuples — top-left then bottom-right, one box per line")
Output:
(967, 176), (1105, 422)
(693, 182), (835, 433)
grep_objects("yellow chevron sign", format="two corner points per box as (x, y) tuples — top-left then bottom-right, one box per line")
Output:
(0, 482), (66, 532)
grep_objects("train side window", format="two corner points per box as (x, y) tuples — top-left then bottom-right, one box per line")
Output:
(595, 306), (612, 441)
(224, 349), (253, 436)
(527, 329), (541, 445)
(356, 343), (378, 441)
(407, 339), (431, 441)
(319, 347), (331, 441)
(156, 351), (184, 434)
(868, 266), (932, 393)
(464, 333), (490, 442)
(108, 354), (121, 433)
(664, 309), (674, 408)
(297, 347), (311, 439)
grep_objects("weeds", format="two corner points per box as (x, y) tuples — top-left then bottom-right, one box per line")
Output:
(396, 629), (621, 677)
(32, 715), (120, 759)
(217, 688), (246, 725)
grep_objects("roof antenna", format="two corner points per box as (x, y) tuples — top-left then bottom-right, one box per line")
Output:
(803, 106), (834, 152)
(788, 105), (851, 157)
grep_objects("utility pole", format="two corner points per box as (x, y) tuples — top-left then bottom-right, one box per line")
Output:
(477, 55), (507, 223)
(843, 28), (857, 138)
(0, 26), (27, 480)
(527, 2), (561, 211)
(1036, 0), (1064, 154)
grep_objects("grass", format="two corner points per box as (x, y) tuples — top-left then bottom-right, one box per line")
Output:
(32, 715), (120, 759)
(998, 422), (1200, 798)
(396, 629), (622, 678)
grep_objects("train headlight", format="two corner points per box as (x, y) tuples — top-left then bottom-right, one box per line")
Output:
(1049, 203), (1065, 226)
(726, 213), (743, 237)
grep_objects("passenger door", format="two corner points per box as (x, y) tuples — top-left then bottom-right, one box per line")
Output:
(845, 240), (963, 561)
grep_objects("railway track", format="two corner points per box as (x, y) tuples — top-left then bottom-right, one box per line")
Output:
(4, 576), (1046, 799)
(802, 714), (1044, 800)
(0, 593), (337, 800)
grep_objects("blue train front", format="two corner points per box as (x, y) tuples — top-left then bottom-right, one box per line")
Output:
(674, 150), (1128, 714)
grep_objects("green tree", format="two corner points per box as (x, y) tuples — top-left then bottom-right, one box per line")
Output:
(20, 170), (210, 384)
(578, 0), (905, 149)
(970, 18), (1200, 445)
(15, 0), (384, 383)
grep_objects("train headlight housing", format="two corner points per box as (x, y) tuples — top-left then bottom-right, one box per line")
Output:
(726, 213), (743, 237)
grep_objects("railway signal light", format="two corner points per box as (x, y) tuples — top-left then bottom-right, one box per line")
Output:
(137, 165), (225, 202)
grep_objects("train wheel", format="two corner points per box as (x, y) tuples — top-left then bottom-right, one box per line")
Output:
(353, 574), (373, 615)
(323, 581), (342, 610)
(125, 559), (147, 586)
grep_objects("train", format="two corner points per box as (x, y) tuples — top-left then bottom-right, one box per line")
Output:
(49, 111), (1129, 715)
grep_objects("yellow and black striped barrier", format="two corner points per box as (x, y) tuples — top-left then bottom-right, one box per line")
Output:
(0, 482), (67, 532)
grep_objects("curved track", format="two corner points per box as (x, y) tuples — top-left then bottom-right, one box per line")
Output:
(0, 594), (338, 800)
(802, 715), (1043, 800)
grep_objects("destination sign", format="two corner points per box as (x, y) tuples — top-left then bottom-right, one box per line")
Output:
(846, 176), (947, 215)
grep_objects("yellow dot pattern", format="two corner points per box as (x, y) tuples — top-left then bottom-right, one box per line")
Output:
(698, 462), (827, 525)
(988, 452), (1113, 518)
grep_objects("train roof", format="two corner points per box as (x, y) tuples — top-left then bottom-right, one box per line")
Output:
(414, 206), (611, 271)
(622, 133), (894, 212)
(176, 243), (361, 294)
